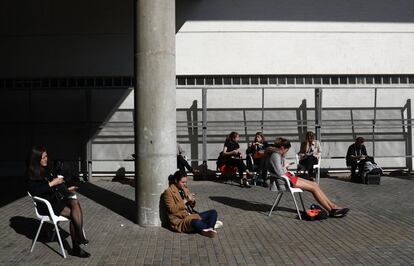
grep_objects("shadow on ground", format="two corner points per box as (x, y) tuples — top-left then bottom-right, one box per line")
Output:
(9, 216), (71, 255)
(209, 196), (297, 214)
(78, 182), (135, 222)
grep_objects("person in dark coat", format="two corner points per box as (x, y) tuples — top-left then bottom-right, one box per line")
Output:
(26, 145), (90, 258)
(346, 137), (368, 182)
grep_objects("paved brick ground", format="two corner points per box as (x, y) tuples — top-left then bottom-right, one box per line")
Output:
(1, 173), (414, 265)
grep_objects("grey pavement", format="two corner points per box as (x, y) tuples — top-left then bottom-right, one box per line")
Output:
(1, 173), (414, 266)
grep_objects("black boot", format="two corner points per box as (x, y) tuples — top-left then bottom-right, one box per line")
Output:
(72, 246), (91, 258)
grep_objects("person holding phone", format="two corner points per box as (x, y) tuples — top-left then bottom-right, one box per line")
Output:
(163, 170), (222, 238)
(266, 138), (349, 218)
(346, 137), (368, 182)
(298, 131), (321, 180)
(26, 145), (90, 258)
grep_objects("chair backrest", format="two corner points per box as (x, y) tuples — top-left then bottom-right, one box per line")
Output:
(27, 192), (61, 222)
(27, 192), (43, 219)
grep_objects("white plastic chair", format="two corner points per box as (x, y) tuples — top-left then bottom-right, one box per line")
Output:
(28, 192), (69, 258)
(296, 154), (321, 184)
(268, 174), (306, 220)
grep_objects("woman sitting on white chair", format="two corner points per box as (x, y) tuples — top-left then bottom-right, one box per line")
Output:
(266, 138), (349, 218)
(26, 145), (90, 258)
(298, 131), (321, 181)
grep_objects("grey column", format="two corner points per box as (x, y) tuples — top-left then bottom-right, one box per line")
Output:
(134, 0), (176, 226)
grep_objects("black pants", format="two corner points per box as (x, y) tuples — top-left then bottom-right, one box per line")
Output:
(349, 160), (366, 183)
(226, 157), (248, 179)
(177, 155), (193, 173)
(299, 155), (318, 178)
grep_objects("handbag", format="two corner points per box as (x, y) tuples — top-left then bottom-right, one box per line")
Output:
(54, 183), (70, 201)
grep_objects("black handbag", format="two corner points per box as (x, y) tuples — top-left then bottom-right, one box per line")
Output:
(54, 183), (70, 201)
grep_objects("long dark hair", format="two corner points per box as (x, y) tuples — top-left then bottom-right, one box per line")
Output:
(168, 170), (187, 185)
(254, 132), (265, 143)
(227, 131), (239, 142)
(26, 145), (47, 180)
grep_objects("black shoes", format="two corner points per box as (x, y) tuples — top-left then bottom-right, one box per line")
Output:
(329, 208), (350, 218)
(72, 247), (91, 258)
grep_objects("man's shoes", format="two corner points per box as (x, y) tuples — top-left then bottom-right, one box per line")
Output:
(72, 247), (91, 258)
(201, 228), (217, 238)
(214, 220), (223, 229)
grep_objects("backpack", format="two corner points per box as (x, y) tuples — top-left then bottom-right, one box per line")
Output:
(363, 161), (383, 177)
(303, 204), (328, 221)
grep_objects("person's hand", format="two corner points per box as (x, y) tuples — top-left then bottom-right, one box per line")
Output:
(285, 162), (294, 169)
(49, 176), (65, 187)
(68, 186), (78, 192)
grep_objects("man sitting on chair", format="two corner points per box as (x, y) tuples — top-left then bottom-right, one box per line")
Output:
(346, 136), (368, 183)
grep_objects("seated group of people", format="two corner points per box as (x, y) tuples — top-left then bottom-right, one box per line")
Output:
(164, 133), (349, 239)
(217, 131), (321, 188)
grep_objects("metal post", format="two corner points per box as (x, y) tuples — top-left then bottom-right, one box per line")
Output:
(202, 88), (207, 165)
(190, 100), (198, 168)
(372, 88), (377, 158)
(87, 140), (92, 182)
(350, 110), (355, 139)
(406, 99), (412, 172)
(314, 88), (322, 141)
(261, 88), (265, 132)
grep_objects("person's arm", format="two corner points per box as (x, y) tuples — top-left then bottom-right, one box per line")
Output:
(177, 143), (184, 156)
(347, 145), (357, 160)
(223, 145), (239, 157)
(246, 143), (255, 154)
(362, 145), (368, 156)
(269, 153), (286, 177)
(163, 189), (183, 214)
(298, 142), (306, 159)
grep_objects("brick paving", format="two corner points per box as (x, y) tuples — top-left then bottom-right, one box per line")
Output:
(1, 173), (414, 265)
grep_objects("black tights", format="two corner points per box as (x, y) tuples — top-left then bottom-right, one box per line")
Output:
(61, 199), (85, 249)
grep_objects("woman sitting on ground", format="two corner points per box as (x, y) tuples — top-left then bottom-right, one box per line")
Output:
(163, 170), (222, 238)
(26, 145), (90, 257)
(266, 138), (350, 218)
(222, 131), (253, 187)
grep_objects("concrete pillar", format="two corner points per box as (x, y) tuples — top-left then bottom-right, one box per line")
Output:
(134, 0), (176, 226)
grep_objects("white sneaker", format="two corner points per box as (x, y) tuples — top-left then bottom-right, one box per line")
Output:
(201, 228), (217, 238)
(214, 220), (223, 229)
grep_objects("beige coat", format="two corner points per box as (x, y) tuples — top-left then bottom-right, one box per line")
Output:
(299, 140), (322, 159)
(163, 184), (201, 233)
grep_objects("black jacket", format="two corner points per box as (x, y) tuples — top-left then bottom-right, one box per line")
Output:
(346, 143), (367, 166)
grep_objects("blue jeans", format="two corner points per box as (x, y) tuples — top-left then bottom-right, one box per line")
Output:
(191, 209), (217, 232)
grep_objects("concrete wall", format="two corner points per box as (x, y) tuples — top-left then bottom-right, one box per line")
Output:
(1, 0), (414, 77)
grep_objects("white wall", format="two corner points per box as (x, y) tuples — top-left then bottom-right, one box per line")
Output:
(176, 21), (414, 75)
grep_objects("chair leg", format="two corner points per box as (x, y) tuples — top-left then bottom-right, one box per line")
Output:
(30, 220), (44, 252)
(269, 192), (283, 217)
(54, 223), (66, 258)
(316, 168), (320, 184)
(298, 193), (306, 212)
(291, 192), (302, 220)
